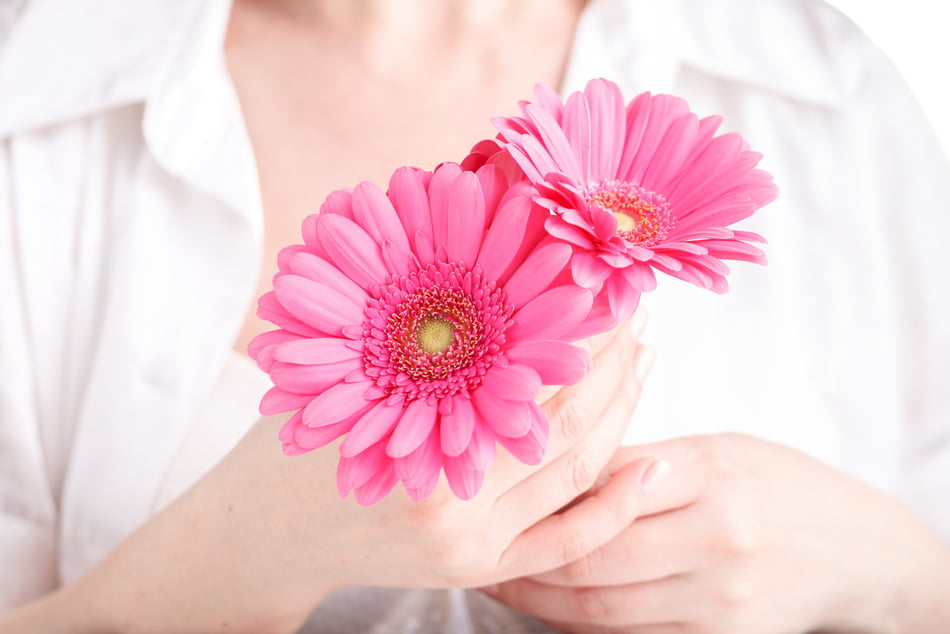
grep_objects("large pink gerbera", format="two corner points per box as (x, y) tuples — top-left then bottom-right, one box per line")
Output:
(487, 79), (778, 321)
(248, 163), (594, 505)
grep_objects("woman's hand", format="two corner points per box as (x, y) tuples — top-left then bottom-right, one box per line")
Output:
(490, 433), (950, 634)
(8, 316), (657, 634)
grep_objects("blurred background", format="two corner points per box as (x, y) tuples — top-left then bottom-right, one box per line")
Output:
(829, 0), (950, 158)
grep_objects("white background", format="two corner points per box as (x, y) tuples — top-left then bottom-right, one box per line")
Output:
(828, 0), (950, 158)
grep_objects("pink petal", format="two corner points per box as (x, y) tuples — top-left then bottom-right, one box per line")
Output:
(340, 399), (405, 457)
(273, 275), (363, 336)
(503, 241), (572, 306)
(543, 215), (596, 249)
(302, 380), (376, 427)
(354, 463), (399, 506)
(560, 91), (592, 181)
(257, 291), (322, 338)
(476, 194), (534, 281)
(270, 357), (363, 395)
(480, 364), (543, 402)
(293, 417), (357, 451)
(641, 113), (699, 191)
(496, 402), (549, 465)
(606, 272), (641, 321)
(316, 213), (389, 289)
(524, 102), (582, 179)
(319, 188), (355, 220)
(508, 285), (593, 342)
(260, 385), (314, 416)
(247, 329), (301, 363)
(386, 398), (438, 458)
(440, 396), (476, 457)
(506, 341), (592, 385)
(285, 252), (368, 308)
(351, 181), (413, 275)
(273, 337), (361, 365)
(472, 391), (532, 439)
(583, 78), (626, 180)
(388, 166), (434, 263)
(442, 170), (486, 266)
(459, 422), (496, 471)
(475, 164), (508, 222)
(395, 430), (443, 490)
(337, 440), (388, 496)
(427, 162), (463, 254)
(571, 250), (614, 288)
(443, 457), (485, 500)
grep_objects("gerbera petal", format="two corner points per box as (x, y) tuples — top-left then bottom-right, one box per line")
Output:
(337, 440), (388, 496)
(506, 341), (592, 385)
(395, 430), (443, 490)
(443, 457), (485, 501)
(606, 272), (642, 321)
(524, 102), (582, 179)
(353, 463), (399, 507)
(472, 390), (533, 438)
(443, 170), (486, 266)
(247, 329), (301, 364)
(641, 113), (699, 191)
(388, 166), (434, 263)
(286, 252), (368, 307)
(623, 93), (690, 185)
(427, 162), (463, 253)
(386, 398), (438, 458)
(302, 380), (375, 428)
(543, 215), (596, 249)
(584, 78), (627, 180)
(459, 422), (496, 471)
(496, 401), (549, 465)
(272, 337), (362, 365)
(273, 275), (363, 335)
(292, 415), (359, 452)
(440, 396), (476, 457)
(319, 187), (355, 220)
(260, 385), (314, 416)
(352, 181), (413, 274)
(571, 250), (614, 288)
(257, 291), (322, 338)
(476, 194), (533, 280)
(503, 241), (572, 306)
(340, 399), (405, 457)
(509, 285), (593, 341)
(316, 213), (389, 288)
(481, 363), (543, 402)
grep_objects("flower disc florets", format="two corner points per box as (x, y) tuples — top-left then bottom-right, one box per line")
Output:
(585, 180), (674, 247)
(363, 262), (512, 400)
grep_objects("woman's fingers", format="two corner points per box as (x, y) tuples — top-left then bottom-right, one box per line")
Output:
(530, 502), (708, 587)
(496, 458), (667, 578)
(491, 573), (695, 629)
(488, 338), (651, 533)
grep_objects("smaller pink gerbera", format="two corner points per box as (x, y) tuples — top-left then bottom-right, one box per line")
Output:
(487, 79), (778, 321)
(249, 163), (594, 505)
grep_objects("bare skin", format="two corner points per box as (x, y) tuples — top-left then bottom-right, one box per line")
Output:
(227, 0), (586, 353)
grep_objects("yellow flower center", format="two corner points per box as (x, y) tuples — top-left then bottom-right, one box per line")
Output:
(586, 180), (673, 246)
(416, 317), (456, 355)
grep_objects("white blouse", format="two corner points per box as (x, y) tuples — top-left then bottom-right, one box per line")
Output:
(1, 0), (948, 626)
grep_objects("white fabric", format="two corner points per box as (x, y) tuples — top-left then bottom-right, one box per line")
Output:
(1, 0), (948, 627)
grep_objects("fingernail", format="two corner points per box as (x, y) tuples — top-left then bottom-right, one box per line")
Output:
(639, 459), (671, 496)
(634, 345), (655, 383)
(476, 585), (499, 599)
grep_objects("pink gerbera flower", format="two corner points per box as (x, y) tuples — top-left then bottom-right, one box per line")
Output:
(488, 79), (778, 321)
(248, 163), (593, 505)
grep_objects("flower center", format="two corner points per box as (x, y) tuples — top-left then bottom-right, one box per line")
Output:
(586, 180), (673, 246)
(416, 317), (456, 355)
(362, 262), (513, 401)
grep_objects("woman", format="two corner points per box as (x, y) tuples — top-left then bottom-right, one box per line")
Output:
(1, 0), (948, 632)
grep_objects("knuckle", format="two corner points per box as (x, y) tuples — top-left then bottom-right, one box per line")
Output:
(565, 446), (599, 495)
(550, 395), (589, 444)
(559, 527), (594, 567)
(572, 587), (611, 624)
(562, 546), (600, 583)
